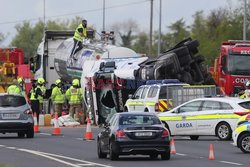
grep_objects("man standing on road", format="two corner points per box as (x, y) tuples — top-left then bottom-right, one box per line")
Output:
(70, 19), (87, 60)
(66, 79), (84, 123)
(28, 80), (43, 123)
(51, 79), (65, 117)
(37, 77), (46, 113)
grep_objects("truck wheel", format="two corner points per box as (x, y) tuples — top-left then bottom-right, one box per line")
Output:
(144, 108), (149, 112)
(239, 133), (250, 153)
(216, 122), (232, 140)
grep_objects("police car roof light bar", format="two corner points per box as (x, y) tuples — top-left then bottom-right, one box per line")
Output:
(146, 79), (180, 85)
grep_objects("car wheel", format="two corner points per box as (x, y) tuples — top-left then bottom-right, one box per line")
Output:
(109, 142), (119, 160)
(239, 133), (250, 153)
(18, 132), (25, 138)
(216, 122), (232, 140)
(26, 128), (34, 138)
(190, 135), (199, 140)
(149, 153), (158, 159)
(144, 108), (149, 112)
(161, 150), (171, 160)
(97, 139), (107, 158)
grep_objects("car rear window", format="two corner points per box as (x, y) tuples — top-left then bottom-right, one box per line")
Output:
(119, 115), (161, 125)
(0, 95), (26, 107)
(238, 101), (250, 109)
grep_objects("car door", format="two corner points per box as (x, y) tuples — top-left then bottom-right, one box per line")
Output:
(129, 87), (144, 112)
(168, 100), (203, 135)
(196, 100), (232, 135)
(136, 86), (149, 112)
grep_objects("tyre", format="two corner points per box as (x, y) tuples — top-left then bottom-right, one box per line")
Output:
(161, 150), (170, 160)
(26, 128), (34, 138)
(144, 108), (149, 112)
(190, 135), (199, 140)
(239, 133), (250, 153)
(18, 132), (25, 138)
(216, 122), (232, 140)
(97, 139), (107, 158)
(150, 153), (158, 159)
(109, 142), (119, 160)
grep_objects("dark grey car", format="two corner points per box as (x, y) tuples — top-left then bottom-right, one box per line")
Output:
(97, 112), (170, 160)
(0, 94), (34, 138)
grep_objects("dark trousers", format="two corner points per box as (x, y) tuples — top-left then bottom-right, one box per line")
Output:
(31, 100), (40, 123)
(70, 39), (83, 58)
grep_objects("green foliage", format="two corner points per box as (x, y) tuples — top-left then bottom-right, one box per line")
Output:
(0, 32), (5, 44)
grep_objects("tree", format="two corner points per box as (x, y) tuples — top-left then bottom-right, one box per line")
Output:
(111, 19), (138, 47)
(132, 32), (149, 54)
(0, 33), (5, 45)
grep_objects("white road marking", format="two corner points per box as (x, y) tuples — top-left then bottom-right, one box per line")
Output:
(34, 151), (113, 167)
(176, 153), (187, 156)
(6, 147), (16, 149)
(180, 137), (190, 140)
(39, 133), (52, 136)
(16, 148), (112, 167)
(220, 161), (243, 166)
(18, 149), (81, 167)
(0, 145), (5, 147)
(76, 164), (95, 166)
(76, 138), (83, 140)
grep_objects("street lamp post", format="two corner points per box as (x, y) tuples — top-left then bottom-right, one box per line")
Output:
(158, 0), (162, 57)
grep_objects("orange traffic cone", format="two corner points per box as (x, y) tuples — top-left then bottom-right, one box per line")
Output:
(84, 117), (94, 140)
(209, 144), (215, 160)
(33, 112), (40, 133)
(52, 113), (62, 136)
(170, 138), (176, 154)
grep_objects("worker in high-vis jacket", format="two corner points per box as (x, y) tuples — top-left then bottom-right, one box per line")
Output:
(240, 81), (250, 99)
(70, 19), (87, 60)
(37, 77), (46, 113)
(7, 77), (26, 97)
(66, 79), (84, 123)
(51, 79), (65, 117)
(28, 80), (43, 123)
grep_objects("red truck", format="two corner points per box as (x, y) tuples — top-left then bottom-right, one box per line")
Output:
(210, 40), (250, 96)
(0, 48), (33, 94)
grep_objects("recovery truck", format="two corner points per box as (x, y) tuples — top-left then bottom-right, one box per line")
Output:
(33, 29), (213, 124)
(0, 48), (33, 94)
(210, 40), (250, 96)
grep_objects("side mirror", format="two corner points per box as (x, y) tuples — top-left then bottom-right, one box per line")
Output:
(128, 94), (133, 99)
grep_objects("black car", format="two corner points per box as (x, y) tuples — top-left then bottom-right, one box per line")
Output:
(0, 94), (34, 138)
(97, 112), (170, 160)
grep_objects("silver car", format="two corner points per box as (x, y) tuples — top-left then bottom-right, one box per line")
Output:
(0, 93), (34, 138)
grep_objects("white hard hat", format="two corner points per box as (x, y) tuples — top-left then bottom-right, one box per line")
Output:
(246, 81), (250, 87)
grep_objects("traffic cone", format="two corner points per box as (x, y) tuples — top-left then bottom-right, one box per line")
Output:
(84, 117), (94, 140)
(52, 113), (62, 136)
(209, 144), (215, 160)
(170, 138), (176, 154)
(33, 112), (40, 133)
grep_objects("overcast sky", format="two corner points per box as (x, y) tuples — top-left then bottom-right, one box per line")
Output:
(0, 0), (241, 46)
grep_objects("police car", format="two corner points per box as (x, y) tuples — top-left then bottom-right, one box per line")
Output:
(124, 79), (216, 113)
(158, 97), (250, 140)
(232, 114), (250, 153)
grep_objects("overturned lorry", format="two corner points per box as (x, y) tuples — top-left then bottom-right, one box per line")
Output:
(82, 38), (215, 124)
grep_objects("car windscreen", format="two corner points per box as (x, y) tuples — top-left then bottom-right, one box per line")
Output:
(238, 101), (250, 109)
(119, 114), (161, 125)
(0, 95), (26, 107)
